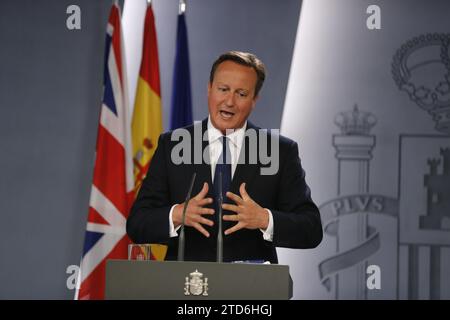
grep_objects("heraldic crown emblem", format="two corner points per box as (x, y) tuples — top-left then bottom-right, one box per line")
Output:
(334, 104), (377, 136)
(392, 33), (450, 135)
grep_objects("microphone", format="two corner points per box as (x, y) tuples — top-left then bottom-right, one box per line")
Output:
(216, 171), (223, 263)
(177, 172), (197, 262)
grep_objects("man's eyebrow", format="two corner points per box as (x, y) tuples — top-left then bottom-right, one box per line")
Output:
(215, 82), (250, 92)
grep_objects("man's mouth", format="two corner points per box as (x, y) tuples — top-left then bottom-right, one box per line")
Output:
(219, 110), (235, 119)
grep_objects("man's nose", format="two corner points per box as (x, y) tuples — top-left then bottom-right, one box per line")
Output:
(224, 92), (235, 107)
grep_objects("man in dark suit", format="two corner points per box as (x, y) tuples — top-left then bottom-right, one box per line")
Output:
(127, 51), (323, 263)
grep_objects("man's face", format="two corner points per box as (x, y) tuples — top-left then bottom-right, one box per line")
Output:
(208, 60), (258, 133)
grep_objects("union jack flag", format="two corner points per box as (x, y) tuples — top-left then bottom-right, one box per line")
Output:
(76, 1), (134, 300)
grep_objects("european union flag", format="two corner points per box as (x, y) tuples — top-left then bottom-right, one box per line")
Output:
(170, 13), (193, 130)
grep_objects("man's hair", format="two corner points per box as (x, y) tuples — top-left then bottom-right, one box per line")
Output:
(209, 51), (266, 97)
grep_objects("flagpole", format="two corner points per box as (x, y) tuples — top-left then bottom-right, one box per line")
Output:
(179, 0), (186, 14)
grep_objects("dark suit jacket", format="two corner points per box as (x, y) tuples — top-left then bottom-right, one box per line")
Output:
(127, 118), (323, 263)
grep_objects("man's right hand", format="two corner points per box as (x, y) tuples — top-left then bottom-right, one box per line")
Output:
(172, 182), (215, 237)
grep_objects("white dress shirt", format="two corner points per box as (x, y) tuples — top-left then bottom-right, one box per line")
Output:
(169, 117), (274, 241)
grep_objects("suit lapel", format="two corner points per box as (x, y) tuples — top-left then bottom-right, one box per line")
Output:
(230, 121), (260, 194)
(193, 119), (213, 193)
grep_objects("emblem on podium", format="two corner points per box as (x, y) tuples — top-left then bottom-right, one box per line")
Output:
(184, 270), (209, 296)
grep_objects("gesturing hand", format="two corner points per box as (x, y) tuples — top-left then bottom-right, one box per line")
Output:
(172, 182), (214, 237)
(222, 183), (269, 235)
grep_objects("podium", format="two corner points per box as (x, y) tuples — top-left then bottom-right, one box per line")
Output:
(105, 260), (292, 300)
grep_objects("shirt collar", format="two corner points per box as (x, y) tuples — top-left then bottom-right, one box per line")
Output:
(207, 115), (247, 147)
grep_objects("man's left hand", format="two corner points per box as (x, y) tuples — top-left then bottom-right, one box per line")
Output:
(222, 183), (269, 235)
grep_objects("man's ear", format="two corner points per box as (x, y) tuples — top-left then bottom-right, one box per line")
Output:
(207, 82), (212, 96)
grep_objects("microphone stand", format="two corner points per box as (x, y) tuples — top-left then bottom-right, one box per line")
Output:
(177, 172), (197, 261)
(216, 171), (223, 263)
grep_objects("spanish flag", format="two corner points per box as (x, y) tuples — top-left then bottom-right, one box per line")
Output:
(131, 3), (162, 194)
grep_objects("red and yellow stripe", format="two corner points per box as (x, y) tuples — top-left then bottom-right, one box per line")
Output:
(131, 4), (162, 194)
